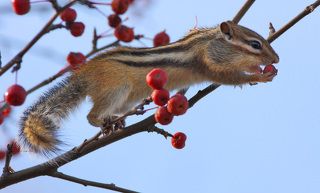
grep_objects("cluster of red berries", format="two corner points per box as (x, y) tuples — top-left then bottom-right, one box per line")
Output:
(146, 68), (188, 149)
(66, 52), (86, 70)
(108, 0), (170, 46)
(60, 8), (85, 37)
(107, 0), (135, 42)
(0, 141), (21, 161)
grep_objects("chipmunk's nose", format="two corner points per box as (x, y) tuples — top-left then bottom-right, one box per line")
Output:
(273, 54), (279, 64)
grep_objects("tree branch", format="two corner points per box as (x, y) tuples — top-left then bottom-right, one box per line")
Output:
(2, 144), (14, 176)
(267, 0), (320, 43)
(232, 0), (256, 23)
(49, 171), (139, 193)
(0, 0), (77, 76)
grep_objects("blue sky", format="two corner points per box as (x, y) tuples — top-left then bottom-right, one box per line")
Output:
(1, 0), (320, 193)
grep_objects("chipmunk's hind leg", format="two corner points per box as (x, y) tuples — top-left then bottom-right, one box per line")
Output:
(87, 84), (131, 128)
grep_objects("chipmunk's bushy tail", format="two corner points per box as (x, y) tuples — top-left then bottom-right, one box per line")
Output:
(19, 76), (86, 156)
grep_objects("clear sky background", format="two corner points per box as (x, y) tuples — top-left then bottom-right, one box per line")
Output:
(1, 0), (320, 193)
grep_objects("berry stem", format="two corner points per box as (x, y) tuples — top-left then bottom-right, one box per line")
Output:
(88, 1), (111, 6)
(99, 28), (113, 37)
(2, 144), (14, 176)
(94, 6), (108, 17)
(147, 126), (174, 139)
(31, 0), (50, 4)
(98, 34), (114, 39)
(14, 71), (18, 84)
(143, 106), (158, 112)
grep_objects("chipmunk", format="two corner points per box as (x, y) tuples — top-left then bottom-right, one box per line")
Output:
(19, 21), (279, 155)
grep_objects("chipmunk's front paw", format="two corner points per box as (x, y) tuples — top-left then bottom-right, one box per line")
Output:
(258, 72), (277, 82)
(249, 64), (278, 84)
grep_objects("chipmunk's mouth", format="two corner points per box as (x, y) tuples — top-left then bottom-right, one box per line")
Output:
(243, 64), (264, 75)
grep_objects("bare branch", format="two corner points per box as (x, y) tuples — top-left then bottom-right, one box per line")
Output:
(147, 126), (174, 139)
(49, 171), (139, 193)
(26, 68), (69, 95)
(232, 0), (256, 23)
(268, 22), (276, 37)
(2, 144), (14, 176)
(0, 0), (77, 76)
(268, 0), (320, 43)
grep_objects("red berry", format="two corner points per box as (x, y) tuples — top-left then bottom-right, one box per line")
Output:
(263, 64), (278, 74)
(108, 14), (122, 28)
(128, 0), (134, 4)
(114, 25), (134, 42)
(60, 8), (77, 22)
(171, 132), (187, 149)
(151, 89), (170, 106)
(12, 0), (30, 15)
(111, 0), (129, 15)
(0, 114), (4, 125)
(0, 150), (6, 160)
(11, 141), (21, 155)
(146, 68), (168, 90)
(2, 105), (11, 117)
(155, 106), (173, 125)
(5, 84), (27, 106)
(69, 22), (85, 37)
(67, 52), (86, 70)
(153, 31), (170, 47)
(167, 94), (188, 116)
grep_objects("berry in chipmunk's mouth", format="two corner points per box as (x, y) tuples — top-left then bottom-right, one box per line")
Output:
(243, 64), (278, 76)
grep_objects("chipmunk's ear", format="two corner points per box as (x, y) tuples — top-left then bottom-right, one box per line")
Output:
(219, 21), (233, 40)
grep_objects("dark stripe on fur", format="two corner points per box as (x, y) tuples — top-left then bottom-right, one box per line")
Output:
(109, 55), (192, 67)
(99, 29), (216, 59)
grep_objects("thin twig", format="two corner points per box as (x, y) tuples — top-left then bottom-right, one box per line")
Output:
(268, 0), (320, 43)
(27, 69), (68, 95)
(49, 171), (139, 193)
(0, 0), (77, 76)
(49, 0), (60, 11)
(92, 28), (99, 51)
(232, 0), (256, 23)
(2, 144), (14, 176)
(46, 24), (67, 33)
(268, 22), (276, 37)
(86, 40), (120, 58)
(147, 126), (174, 139)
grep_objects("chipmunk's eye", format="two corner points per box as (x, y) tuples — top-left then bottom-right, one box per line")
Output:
(249, 40), (262, 50)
